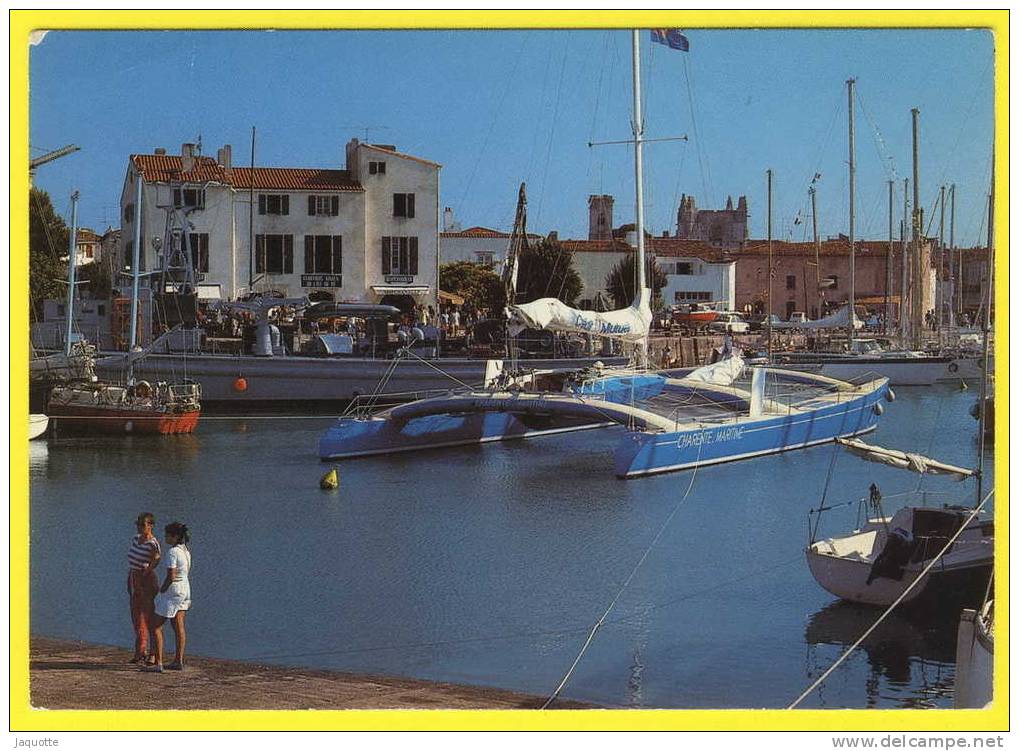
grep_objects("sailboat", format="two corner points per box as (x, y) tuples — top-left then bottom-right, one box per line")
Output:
(319, 30), (892, 478)
(47, 193), (202, 434)
(807, 166), (995, 607)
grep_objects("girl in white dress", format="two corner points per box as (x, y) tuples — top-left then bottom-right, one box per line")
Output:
(142, 522), (192, 672)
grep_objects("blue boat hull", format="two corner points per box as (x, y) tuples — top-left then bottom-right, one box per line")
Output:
(614, 382), (890, 478)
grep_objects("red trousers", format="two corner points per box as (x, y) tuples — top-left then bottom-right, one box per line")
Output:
(129, 569), (158, 658)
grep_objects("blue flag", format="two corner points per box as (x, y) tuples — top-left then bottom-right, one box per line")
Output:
(650, 28), (689, 52)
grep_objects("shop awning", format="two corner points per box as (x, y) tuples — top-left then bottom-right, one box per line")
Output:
(371, 285), (431, 296)
(856, 295), (901, 304)
(438, 289), (465, 305)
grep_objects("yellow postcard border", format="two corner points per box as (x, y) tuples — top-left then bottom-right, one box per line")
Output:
(10, 8), (1009, 732)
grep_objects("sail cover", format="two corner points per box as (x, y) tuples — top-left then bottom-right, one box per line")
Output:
(836, 437), (974, 479)
(774, 304), (864, 331)
(507, 290), (652, 344)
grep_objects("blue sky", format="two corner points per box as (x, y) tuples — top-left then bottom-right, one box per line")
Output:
(29, 28), (994, 246)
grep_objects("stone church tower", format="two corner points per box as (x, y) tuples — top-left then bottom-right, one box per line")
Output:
(588, 194), (614, 241)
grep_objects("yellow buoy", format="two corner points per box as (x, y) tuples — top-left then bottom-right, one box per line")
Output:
(319, 468), (339, 490)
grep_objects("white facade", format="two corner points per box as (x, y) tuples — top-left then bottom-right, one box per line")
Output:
(440, 229), (511, 272)
(658, 256), (736, 309)
(119, 140), (441, 308)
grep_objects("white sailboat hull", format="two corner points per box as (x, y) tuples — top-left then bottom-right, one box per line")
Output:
(954, 601), (993, 708)
(29, 414), (49, 440)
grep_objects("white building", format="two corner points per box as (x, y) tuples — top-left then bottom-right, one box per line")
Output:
(566, 237), (736, 310)
(119, 139), (441, 310)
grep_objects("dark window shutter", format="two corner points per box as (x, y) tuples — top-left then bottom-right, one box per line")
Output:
(408, 193), (415, 218)
(382, 237), (391, 274)
(282, 195), (290, 215)
(398, 239), (408, 275)
(369, 162), (377, 175)
(304, 235), (314, 272)
(258, 195), (266, 215)
(255, 235), (264, 273)
(379, 162), (386, 174)
(409, 237), (418, 275)
(331, 196), (339, 216)
(308, 196), (316, 216)
(333, 236), (342, 274)
(393, 194), (402, 216)
(284, 235), (293, 273)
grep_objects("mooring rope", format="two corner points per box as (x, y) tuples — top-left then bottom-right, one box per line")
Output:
(788, 488), (994, 709)
(541, 434), (705, 708)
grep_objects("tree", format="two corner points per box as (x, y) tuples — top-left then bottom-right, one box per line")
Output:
(515, 237), (583, 306)
(439, 261), (506, 315)
(604, 253), (668, 309)
(29, 188), (70, 320)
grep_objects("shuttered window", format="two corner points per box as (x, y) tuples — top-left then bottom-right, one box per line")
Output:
(255, 234), (294, 274)
(258, 194), (289, 215)
(304, 235), (342, 273)
(308, 195), (341, 216)
(381, 236), (418, 275)
(393, 193), (415, 218)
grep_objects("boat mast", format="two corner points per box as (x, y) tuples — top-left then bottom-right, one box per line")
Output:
(630, 29), (648, 365)
(976, 167), (993, 503)
(900, 178), (909, 344)
(910, 108), (922, 350)
(810, 185), (821, 320)
(846, 79), (856, 347)
(885, 180), (893, 334)
(63, 191), (80, 357)
(248, 125), (256, 294)
(127, 169), (144, 382)
(938, 184), (946, 343)
(767, 168), (773, 360)
(950, 184), (957, 324)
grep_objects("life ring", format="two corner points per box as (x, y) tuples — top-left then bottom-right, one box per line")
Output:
(233, 376), (248, 393)
(948, 361), (959, 373)
(135, 380), (153, 399)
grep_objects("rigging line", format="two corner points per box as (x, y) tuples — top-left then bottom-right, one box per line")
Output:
(585, 31), (612, 186)
(455, 33), (530, 216)
(524, 33), (557, 186)
(855, 88), (898, 180)
(541, 434), (706, 709)
(681, 55), (712, 207)
(788, 488), (995, 709)
(534, 32), (571, 229)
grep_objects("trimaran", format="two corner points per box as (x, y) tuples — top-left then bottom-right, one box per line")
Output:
(319, 29), (892, 478)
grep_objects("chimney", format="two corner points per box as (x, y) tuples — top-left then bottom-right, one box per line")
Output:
(154, 147), (166, 155)
(443, 207), (455, 232)
(217, 145), (233, 179)
(181, 143), (195, 173)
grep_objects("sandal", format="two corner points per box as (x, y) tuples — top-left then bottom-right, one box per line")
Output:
(166, 662), (184, 671)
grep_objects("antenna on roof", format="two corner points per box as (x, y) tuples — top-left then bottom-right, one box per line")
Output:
(339, 125), (391, 142)
(195, 135), (203, 155)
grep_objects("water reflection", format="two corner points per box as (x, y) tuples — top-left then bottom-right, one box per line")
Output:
(804, 600), (956, 708)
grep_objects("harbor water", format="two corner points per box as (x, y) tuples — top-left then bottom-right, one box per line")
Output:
(28, 383), (993, 709)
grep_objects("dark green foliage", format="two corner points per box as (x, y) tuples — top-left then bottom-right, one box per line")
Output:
(439, 261), (506, 314)
(29, 188), (70, 320)
(604, 253), (668, 309)
(514, 237), (582, 306)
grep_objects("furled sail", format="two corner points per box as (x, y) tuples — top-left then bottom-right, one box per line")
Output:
(836, 437), (974, 479)
(507, 289), (652, 343)
(774, 304), (864, 331)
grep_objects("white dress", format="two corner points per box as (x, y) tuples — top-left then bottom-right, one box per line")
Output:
(154, 544), (192, 618)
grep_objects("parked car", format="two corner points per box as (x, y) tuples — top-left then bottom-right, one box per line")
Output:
(788, 311), (810, 324)
(708, 313), (750, 334)
(748, 314), (781, 333)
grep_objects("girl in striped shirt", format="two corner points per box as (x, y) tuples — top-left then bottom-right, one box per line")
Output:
(127, 512), (161, 664)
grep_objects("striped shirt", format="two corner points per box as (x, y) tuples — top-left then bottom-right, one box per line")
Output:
(128, 534), (160, 571)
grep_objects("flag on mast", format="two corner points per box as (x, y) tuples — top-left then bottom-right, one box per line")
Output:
(650, 29), (690, 51)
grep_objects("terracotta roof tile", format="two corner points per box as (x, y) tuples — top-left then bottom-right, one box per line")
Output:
(131, 154), (362, 192)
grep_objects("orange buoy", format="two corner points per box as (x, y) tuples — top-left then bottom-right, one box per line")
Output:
(233, 376), (248, 393)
